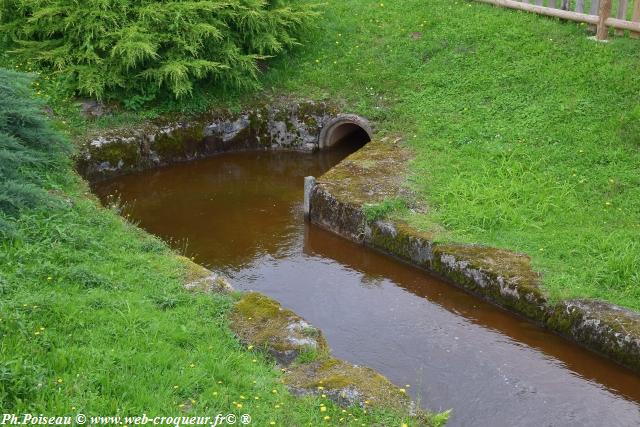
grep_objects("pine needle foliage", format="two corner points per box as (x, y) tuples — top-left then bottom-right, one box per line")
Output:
(0, 0), (316, 103)
(0, 68), (73, 237)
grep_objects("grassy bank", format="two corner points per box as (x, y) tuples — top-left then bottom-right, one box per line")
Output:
(0, 72), (433, 425)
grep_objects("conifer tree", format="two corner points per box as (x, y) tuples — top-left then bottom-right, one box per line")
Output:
(0, 68), (72, 237)
(0, 1), (316, 103)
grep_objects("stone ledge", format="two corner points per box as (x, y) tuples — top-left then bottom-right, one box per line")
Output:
(228, 292), (436, 424)
(308, 139), (640, 374)
(178, 258), (440, 423)
(77, 99), (340, 181)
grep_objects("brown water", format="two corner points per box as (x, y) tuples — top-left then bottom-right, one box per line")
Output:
(94, 146), (640, 427)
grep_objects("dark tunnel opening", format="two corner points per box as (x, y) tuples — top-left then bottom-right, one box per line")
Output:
(329, 123), (371, 150)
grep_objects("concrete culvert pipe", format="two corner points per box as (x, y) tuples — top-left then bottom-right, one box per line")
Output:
(319, 114), (373, 149)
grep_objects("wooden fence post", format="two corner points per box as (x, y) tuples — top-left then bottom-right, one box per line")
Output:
(632, 0), (640, 38)
(597, 0), (613, 39)
(589, 0), (600, 32)
(616, 0), (629, 35)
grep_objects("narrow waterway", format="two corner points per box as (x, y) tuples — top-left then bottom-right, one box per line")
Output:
(94, 145), (640, 427)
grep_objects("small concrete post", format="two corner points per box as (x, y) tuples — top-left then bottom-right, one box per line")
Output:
(303, 176), (316, 221)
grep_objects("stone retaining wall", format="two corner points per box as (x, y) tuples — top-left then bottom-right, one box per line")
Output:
(77, 100), (339, 181)
(307, 138), (640, 374)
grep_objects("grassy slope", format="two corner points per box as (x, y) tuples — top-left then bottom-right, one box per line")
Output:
(0, 85), (425, 425)
(257, 0), (640, 309)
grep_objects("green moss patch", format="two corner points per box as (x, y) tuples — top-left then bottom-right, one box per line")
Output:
(285, 358), (411, 411)
(229, 292), (328, 364)
(227, 292), (445, 424)
(317, 138), (412, 207)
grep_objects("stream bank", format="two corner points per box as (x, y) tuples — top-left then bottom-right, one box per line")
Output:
(307, 138), (640, 374)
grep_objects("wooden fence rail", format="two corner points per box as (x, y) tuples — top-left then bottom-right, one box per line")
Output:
(476, 0), (640, 40)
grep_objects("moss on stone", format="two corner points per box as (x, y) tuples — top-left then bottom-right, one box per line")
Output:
(178, 256), (234, 294)
(177, 255), (211, 284)
(435, 244), (540, 288)
(91, 139), (141, 169)
(546, 299), (640, 372)
(152, 124), (205, 160)
(429, 244), (548, 322)
(316, 138), (412, 207)
(229, 292), (328, 358)
(284, 357), (411, 411)
(78, 98), (339, 180)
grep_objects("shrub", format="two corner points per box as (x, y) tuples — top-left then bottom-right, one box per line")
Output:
(0, 0), (317, 103)
(0, 68), (72, 237)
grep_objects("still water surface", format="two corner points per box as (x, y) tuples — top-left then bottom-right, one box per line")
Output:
(94, 146), (640, 427)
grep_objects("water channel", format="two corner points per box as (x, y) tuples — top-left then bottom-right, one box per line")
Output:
(93, 142), (640, 427)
